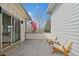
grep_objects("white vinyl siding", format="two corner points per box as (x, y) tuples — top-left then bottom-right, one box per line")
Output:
(51, 3), (79, 56)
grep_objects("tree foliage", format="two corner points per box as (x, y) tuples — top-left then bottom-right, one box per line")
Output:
(44, 20), (51, 32)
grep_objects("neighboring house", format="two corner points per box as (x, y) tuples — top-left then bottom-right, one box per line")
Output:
(0, 3), (31, 55)
(47, 3), (79, 56)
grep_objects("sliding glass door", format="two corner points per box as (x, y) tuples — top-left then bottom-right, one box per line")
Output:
(0, 10), (20, 50)
(15, 18), (20, 42)
(12, 17), (20, 43)
(2, 12), (11, 49)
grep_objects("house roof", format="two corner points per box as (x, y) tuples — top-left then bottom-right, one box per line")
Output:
(20, 3), (32, 21)
(13, 3), (32, 21)
(0, 3), (32, 21)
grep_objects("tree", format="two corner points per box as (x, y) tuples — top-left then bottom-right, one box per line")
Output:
(44, 20), (51, 32)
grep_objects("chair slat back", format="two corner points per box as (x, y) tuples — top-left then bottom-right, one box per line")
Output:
(65, 40), (73, 50)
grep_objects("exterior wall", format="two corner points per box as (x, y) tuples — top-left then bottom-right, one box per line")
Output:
(26, 21), (32, 33)
(51, 3), (79, 55)
(21, 20), (26, 42)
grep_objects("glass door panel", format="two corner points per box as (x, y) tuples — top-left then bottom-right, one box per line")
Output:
(2, 12), (11, 49)
(0, 13), (1, 50)
(15, 19), (20, 42)
(12, 17), (15, 43)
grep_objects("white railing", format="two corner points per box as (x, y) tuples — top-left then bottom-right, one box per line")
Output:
(26, 33), (52, 40)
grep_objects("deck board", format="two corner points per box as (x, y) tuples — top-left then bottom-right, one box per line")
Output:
(7, 39), (63, 56)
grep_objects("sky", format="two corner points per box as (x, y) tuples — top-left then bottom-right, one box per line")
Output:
(22, 3), (49, 29)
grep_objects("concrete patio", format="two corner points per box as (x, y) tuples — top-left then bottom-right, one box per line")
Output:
(7, 39), (63, 56)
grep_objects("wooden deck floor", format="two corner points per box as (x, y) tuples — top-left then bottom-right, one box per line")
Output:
(7, 39), (63, 56)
